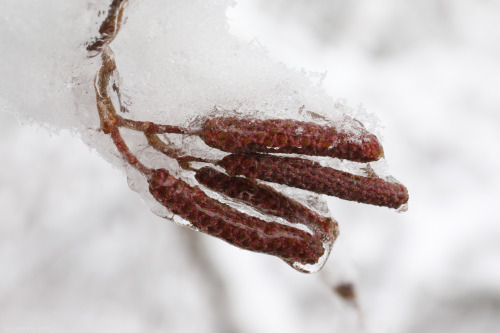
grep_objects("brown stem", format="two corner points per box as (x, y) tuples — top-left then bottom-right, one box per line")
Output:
(87, 0), (130, 53)
(145, 133), (214, 169)
(116, 115), (193, 134)
(94, 50), (119, 134)
(110, 127), (152, 176)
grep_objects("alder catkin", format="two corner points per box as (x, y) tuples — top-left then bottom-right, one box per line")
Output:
(195, 166), (338, 237)
(218, 154), (409, 209)
(199, 117), (384, 162)
(148, 168), (325, 265)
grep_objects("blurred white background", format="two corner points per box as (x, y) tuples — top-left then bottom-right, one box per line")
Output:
(1, 0), (500, 332)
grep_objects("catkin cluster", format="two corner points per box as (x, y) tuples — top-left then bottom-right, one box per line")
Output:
(91, 0), (409, 272)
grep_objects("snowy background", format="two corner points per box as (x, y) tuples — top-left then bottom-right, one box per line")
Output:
(1, 0), (500, 332)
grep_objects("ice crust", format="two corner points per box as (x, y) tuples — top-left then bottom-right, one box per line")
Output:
(0, 0), (98, 130)
(0, 0), (380, 166)
(111, 1), (345, 127)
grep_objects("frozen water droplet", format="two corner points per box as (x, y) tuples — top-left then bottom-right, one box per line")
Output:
(127, 175), (140, 192)
(287, 238), (334, 274)
(87, 49), (101, 58)
(397, 203), (408, 213)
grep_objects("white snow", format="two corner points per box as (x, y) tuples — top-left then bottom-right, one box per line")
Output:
(2, 0), (500, 332)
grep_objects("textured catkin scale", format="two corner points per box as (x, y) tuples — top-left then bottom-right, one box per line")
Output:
(195, 166), (339, 238)
(219, 154), (409, 209)
(199, 117), (384, 162)
(148, 168), (326, 266)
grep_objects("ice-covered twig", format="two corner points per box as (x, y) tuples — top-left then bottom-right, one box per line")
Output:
(145, 133), (213, 168)
(116, 115), (193, 135)
(88, 0), (408, 273)
(87, 0), (130, 54)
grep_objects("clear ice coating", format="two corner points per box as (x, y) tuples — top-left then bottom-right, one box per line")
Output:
(0, 0), (407, 273)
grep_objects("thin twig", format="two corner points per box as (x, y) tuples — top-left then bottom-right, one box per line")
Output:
(87, 0), (130, 53)
(116, 115), (193, 135)
(145, 133), (213, 170)
(111, 127), (152, 176)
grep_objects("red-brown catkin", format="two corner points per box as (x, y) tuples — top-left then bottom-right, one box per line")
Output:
(148, 168), (325, 265)
(195, 166), (338, 237)
(219, 154), (409, 209)
(199, 117), (384, 162)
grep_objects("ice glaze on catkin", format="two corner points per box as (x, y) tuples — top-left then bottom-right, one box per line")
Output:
(149, 168), (326, 265)
(199, 117), (384, 162)
(195, 166), (338, 237)
(219, 154), (409, 209)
